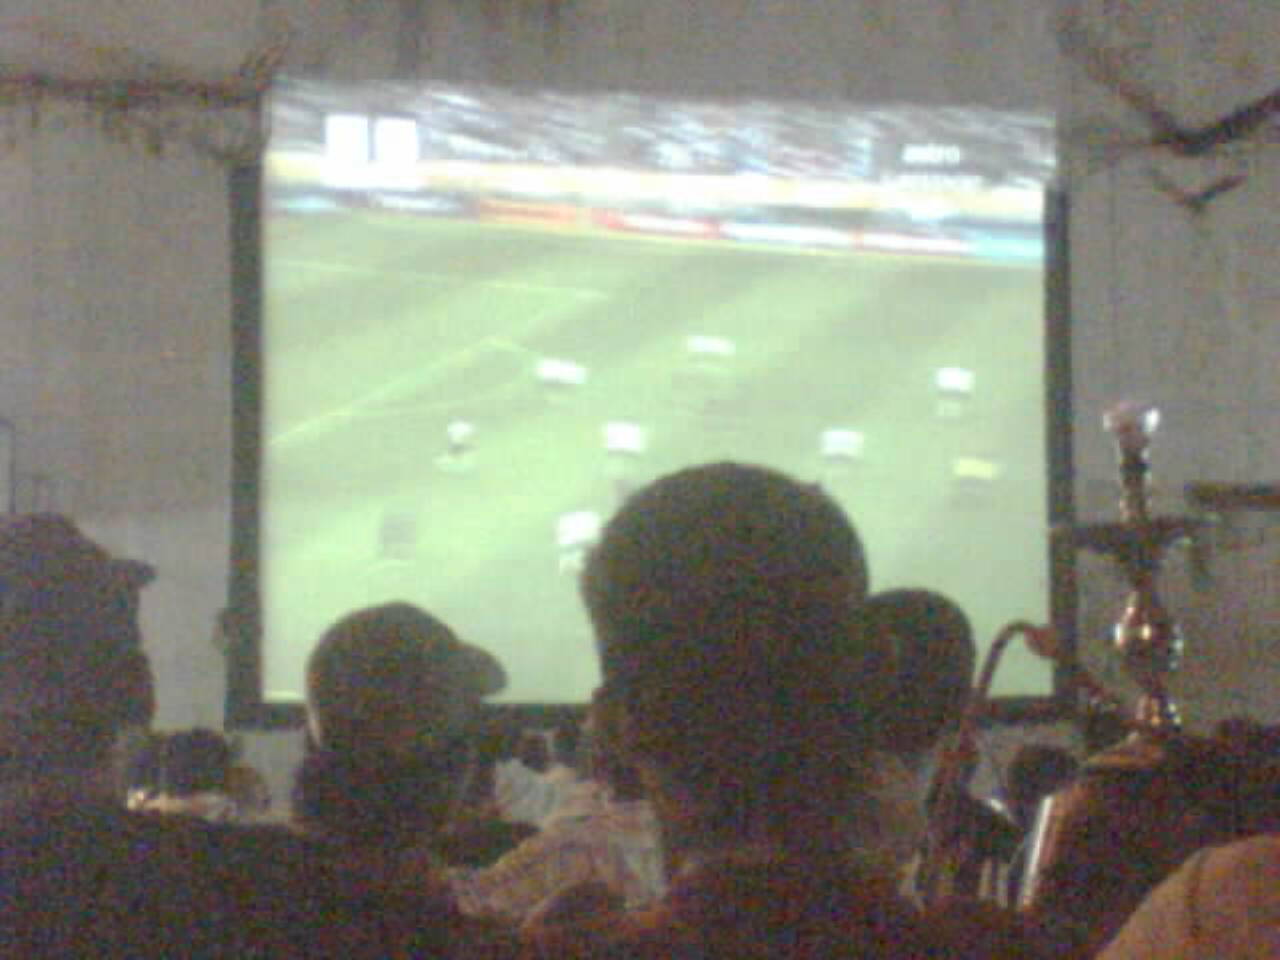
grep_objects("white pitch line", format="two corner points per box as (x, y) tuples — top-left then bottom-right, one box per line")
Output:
(269, 339), (505, 450)
(269, 315), (585, 452)
(276, 257), (606, 299)
(275, 258), (452, 284)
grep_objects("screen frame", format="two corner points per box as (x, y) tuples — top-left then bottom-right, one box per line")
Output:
(223, 161), (1078, 731)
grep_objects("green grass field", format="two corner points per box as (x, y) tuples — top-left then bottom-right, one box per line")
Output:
(261, 213), (1052, 703)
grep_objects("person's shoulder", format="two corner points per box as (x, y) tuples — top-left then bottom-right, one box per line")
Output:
(1097, 833), (1280, 960)
(0, 800), (206, 879)
(924, 897), (1063, 960)
(523, 898), (935, 960)
(1188, 833), (1280, 931)
(2, 803), (510, 958)
(1197, 831), (1280, 874)
(1143, 831), (1280, 923)
(521, 852), (937, 960)
(165, 815), (523, 958)
(521, 902), (692, 960)
(0, 806), (301, 955)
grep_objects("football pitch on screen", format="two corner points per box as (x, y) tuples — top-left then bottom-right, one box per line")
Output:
(260, 212), (1049, 703)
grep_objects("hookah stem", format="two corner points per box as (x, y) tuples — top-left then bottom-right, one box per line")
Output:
(1119, 432), (1152, 526)
(923, 620), (1040, 900)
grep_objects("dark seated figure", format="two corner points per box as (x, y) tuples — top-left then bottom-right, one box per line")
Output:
(0, 514), (512, 958)
(291, 601), (514, 919)
(522, 463), (1052, 959)
(532, 848), (1050, 959)
(1021, 716), (1280, 956)
(0, 796), (471, 957)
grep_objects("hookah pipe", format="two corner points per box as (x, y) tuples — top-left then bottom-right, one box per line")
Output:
(1058, 402), (1200, 733)
(1016, 403), (1212, 955)
(917, 620), (1055, 905)
(918, 403), (1203, 914)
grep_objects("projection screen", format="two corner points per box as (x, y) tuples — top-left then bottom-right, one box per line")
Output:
(228, 77), (1066, 719)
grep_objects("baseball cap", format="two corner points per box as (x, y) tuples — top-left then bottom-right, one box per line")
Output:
(305, 601), (505, 756)
(0, 513), (155, 722)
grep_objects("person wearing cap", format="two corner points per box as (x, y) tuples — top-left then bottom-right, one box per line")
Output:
(522, 462), (1049, 959)
(291, 600), (511, 906)
(0, 513), (156, 814)
(0, 514), (503, 958)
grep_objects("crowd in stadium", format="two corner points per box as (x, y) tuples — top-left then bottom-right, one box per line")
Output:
(274, 78), (1054, 186)
(266, 79), (1051, 267)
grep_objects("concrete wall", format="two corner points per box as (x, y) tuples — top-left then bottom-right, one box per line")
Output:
(1061, 0), (1280, 732)
(0, 0), (1275, 801)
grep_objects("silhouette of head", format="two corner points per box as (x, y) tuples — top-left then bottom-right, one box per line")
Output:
(580, 462), (974, 854)
(297, 602), (503, 845)
(0, 513), (155, 777)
